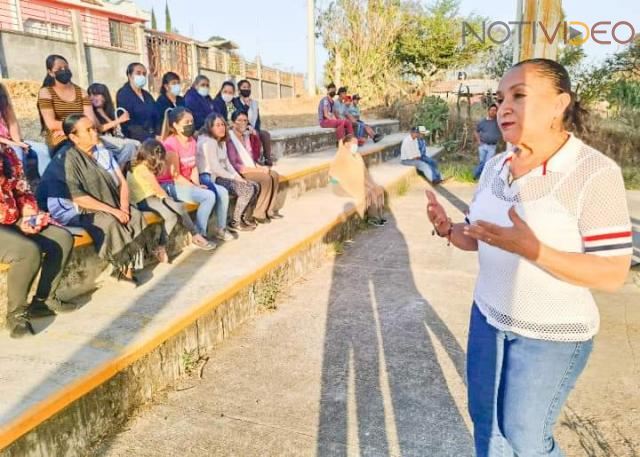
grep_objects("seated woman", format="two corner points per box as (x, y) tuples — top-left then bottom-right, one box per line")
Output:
(226, 111), (283, 223)
(116, 63), (157, 143)
(38, 114), (156, 284)
(0, 141), (75, 338)
(160, 107), (233, 242)
(329, 134), (386, 226)
(233, 79), (274, 166)
(0, 82), (51, 178)
(128, 139), (216, 254)
(212, 81), (237, 124)
(87, 82), (140, 170)
(197, 113), (258, 232)
(154, 72), (185, 135)
(184, 75), (215, 131)
(37, 54), (98, 158)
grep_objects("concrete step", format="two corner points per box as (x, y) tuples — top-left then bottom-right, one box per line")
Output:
(0, 160), (418, 457)
(270, 119), (400, 158)
(0, 132), (407, 330)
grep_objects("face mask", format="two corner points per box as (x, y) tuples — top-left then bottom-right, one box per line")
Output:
(54, 69), (72, 84)
(239, 89), (251, 98)
(350, 144), (358, 154)
(328, 91), (336, 98)
(170, 84), (181, 96)
(222, 94), (233, 103)
(181, 124), (195, 137)
(133, 74), (147, 88)
(197, 87), (210, 97)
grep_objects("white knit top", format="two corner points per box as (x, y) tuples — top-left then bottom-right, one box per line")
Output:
(468, 134), (632, 342)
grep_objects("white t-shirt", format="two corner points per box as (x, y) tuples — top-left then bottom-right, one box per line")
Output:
(400, 135), (420, 161)
(468, 134), (632, 342)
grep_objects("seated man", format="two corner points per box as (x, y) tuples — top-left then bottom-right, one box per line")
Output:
(344, 94), (382, 143)
(318, 83), (353, 141)
(400, 126), (443, 185)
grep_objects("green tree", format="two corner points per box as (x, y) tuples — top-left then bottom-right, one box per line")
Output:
(165, 0), (172, 33)
(413, 95), (449, 142)
(484, 42), (513, 80)
(395, 0), (492, 81)
(151, 7), (157, 30)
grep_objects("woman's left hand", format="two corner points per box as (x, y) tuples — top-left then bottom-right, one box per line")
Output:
(464, 207), (541, 261)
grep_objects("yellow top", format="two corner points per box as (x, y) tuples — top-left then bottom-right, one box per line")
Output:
(127, 164), (167, 204)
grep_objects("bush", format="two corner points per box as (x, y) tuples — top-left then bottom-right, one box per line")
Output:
(413, 95), (449, 142)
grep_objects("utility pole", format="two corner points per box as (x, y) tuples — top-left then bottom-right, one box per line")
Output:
(307, 0), (316, 95)
(513, 0), (563, 63)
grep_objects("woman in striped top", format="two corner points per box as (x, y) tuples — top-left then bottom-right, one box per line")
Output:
(37, 55), (98, 157)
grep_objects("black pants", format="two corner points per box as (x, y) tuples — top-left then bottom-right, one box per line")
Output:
(0, 224), (74, 326)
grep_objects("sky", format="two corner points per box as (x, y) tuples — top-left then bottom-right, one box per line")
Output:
(134, 0), (639, 83)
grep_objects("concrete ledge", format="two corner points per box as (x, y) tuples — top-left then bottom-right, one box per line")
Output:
(270, 119), (400, 158)
(0, 165), (417, 456)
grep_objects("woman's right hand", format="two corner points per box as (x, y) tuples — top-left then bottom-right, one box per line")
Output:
(18, 217), (40, 235)
(111, 208), (130, 224)
(425, 190), (450, 234)
(52, 130), (66, 141)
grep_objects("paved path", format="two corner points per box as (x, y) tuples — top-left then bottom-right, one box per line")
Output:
(96, 183), (640, 457)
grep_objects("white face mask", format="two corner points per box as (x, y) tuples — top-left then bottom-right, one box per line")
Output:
(350, 144), (358, 154)
(170, 84), (181, 96)
(222, 94), (233, 103)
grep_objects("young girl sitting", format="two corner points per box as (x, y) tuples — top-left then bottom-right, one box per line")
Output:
(127, 139), (217, 260)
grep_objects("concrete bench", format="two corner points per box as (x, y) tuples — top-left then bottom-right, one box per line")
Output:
(0, 131), (407, 329)
(270, 118), (400, 158)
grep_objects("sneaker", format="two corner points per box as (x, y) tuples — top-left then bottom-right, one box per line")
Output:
(10, 315), (35, 338)
(268, 212), (284, 220)
(192, 234), (217, 251)
(230, 221), (256, 232)
(214, 228), (235, 242)
(373, 133), (384, 143)
(367, 218), (385, 227)
(26, 299), (56, 318)
(254, 217), (271, 224)
(46, 297), (80, 314)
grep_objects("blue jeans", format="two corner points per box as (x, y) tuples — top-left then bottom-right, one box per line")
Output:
(401, 158), (442, 182)
(160, 182), (216, 235)
(11, 141), (51, 176)
(197, 174), (230, 230)
(473, 143), (497, 179)
(467, 304), (593, 457)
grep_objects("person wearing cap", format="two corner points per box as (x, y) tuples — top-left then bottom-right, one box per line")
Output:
(400, 126), (443, 184)
(344, 94), (383, 143)
(473, 103), (502, 180)
(318, 83), (353, 141)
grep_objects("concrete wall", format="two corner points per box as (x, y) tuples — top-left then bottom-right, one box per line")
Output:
(199, 69), (227, 92)
(85, 45), (139, 95)
(0, 31), (77, 80)
(280, 85), (293, 99)
(262, 81), (279, 100)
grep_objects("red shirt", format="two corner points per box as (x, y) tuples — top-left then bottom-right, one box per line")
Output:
(0, 146), (38, 225)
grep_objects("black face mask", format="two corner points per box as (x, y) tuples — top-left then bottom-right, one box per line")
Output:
(54, 69), (73, 84)
(182, 124), (195, 137)
(239, 89), (251, 98)
(328, 91), (336, 97)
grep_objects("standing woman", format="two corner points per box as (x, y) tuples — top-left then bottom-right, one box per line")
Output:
(226, 111), (283, 223)
(426, 59), (632, 457)
(37, 54), (98, 157)
(160, 107), (233, 242)
(0, 139), (75, 338)
(197, 113), (258, 232)
(233, 79), (274, 166)
(212, 81), (237, 124)
(87, 82), (139, 170)
(116, 63), (157, 143)
(184, 75), (215, 131)
(154, 72), (185, 135)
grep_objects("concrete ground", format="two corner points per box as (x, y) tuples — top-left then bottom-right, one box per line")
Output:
(96, 183), (640, 457)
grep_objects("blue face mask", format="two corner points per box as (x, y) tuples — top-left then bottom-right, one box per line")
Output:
(197, 87), (210, 97)
(170, 84), (181, 96)
(133, 74), (147, 88)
